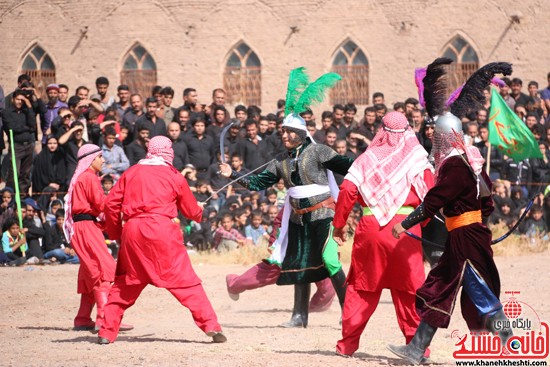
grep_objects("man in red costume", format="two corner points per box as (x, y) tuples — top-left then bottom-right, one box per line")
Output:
(64, 144), (133, 332)
(98, 136), (226, 344)
(332, 111), (434, 357)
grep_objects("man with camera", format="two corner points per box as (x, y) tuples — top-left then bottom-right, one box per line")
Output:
(1, 89), (37, 194)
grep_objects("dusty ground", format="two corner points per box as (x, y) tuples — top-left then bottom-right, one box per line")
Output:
(1, 251), (549, 367)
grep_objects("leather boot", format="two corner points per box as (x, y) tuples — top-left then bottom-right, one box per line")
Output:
(280, 284), (311, 328)
(73, 292), (95, 330)
(387, 321), (437, 365)
(485, 308), (513, 347)
(93, 288), (109, 333)
(330, 268), (347, 310)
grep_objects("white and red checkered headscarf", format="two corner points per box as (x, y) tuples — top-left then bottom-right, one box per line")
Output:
(345, 111), (433, 226)
(139, 136), (174, 166)
(64, 144), (102, 241)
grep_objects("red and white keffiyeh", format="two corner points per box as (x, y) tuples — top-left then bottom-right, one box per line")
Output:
(63, 144), (102, 241)
(138, 136), (175, 167)
(345, 111), (433, 226)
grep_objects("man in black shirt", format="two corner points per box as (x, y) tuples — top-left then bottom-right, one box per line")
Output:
(184, 116), (215, 180)
(135, 97), (166, 138)
(167, 122), (189, 171)
(122, 94), (144, 143)
(125, 126), (149, 166)
(2, 90), (36, 193)
(237, 119), (269, 171)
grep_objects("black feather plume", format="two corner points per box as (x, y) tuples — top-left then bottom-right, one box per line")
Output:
(423, 57), (453, 120)
(450, 62), (513, 119)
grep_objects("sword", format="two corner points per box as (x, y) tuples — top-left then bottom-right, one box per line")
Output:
(219, 121), (235, 163)
(204, 158), (277, 203)
(404, 196), (536, 248)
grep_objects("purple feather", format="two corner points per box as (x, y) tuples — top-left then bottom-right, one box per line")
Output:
(415, 67), (427, 107)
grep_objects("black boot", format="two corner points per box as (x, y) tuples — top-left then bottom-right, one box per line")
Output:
(330, 268), (347, 309)
(281, 284), (311, 328)
(485, 308), (513, 347)
(387, 321), (437, 365)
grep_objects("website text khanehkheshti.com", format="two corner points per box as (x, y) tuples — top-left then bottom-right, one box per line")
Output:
(456, 360), (548, 366)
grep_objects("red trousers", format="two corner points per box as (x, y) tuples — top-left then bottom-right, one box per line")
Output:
(225, 261), (336, 312)
(336, 284), (420, 356)
(99, 282), (222, 342)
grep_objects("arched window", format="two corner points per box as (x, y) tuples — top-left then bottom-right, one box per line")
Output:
(223, 42), (261, 106)
(20, 44), (56, 98)
(330, 40), (369, 105)
(442, 36), (479, 93)
(120, 43), (157, 98)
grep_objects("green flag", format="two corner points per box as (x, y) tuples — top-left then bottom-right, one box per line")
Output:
(488, 88), (542, 162)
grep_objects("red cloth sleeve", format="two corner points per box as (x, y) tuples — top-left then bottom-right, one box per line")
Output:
(104, 173), (126, 241)
(333, 179), (358, 229)
(175, 175), (203, 223)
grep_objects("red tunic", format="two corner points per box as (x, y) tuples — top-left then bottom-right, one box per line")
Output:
(71, 169), (115, 294)
(333, 169), (434, 293)
(104, 164), (203, 288)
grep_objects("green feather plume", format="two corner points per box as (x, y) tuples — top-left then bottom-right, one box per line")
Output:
(294, 72), (341, 115)
(284, 67), (310, 115)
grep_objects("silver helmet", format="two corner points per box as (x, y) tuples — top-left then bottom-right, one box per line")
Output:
(430, 112), (464, 170)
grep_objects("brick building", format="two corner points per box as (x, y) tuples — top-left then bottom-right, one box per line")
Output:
(0, 0), (548, 113)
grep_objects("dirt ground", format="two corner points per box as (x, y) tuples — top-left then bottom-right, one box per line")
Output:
(1, 251), (549, 367)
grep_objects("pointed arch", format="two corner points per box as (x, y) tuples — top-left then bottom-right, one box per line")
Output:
(441, 35), (480, 93)
(20, 43), (56, 98)
(223, 41), (262, 106)
(330, 39), (369, 105)
(120, 42), (158, 98)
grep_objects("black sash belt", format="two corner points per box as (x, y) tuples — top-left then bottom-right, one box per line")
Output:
(72, 214), (97, 222)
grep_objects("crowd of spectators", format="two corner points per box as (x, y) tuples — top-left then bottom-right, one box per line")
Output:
(0, 71), (549, 264)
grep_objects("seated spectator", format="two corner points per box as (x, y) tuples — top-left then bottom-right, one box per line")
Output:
(265, 188), (278, 207)
(230, 153), (249, 176)
(510, 186), (528, 211)
(1, 217), (27, 266)
(193, 180), (210, 202)
(45, 199), (63, 227)
(212, 213), (246, 251)
(233, 208), (249, 236)
(186, 211), (215, 252)
(489, 198), (514, 225)
(245, 210), (268, 247)
(31, 135), (66, 212)
(22, 199), (46, 262)
(519, 204), (547, 237)
(101, 127), (130, 180)
(43, 209), (79, 264)
(125, 126), (149, 166)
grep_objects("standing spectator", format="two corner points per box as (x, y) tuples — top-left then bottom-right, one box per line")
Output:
(181, 88), (199, 112)
(2, 90), (36, 194)
(541, 72), (550, 113)
(234, 105), (247, 123)
(122, 94), (144, 142)
(237, 119), (269, 171)
(475, 126), (504, 180)
(184, 116), (215, 179)
(113, 85), (130, 120)
(503, 158), (532, 197)
(313, 111), (333, 144)
(157, 86), (177, 123)
(32, 135), (66, 212)
(167, 122), (189, 171)
(530, 142), (550, 192)
(206, 105), (229, 145)
(43, 84), (68, 144)
(58, 121), (87, 185)
(510, 78), (531, 107)
(58, 84), (69, 104)
(175, 108), (191, 133)
(499, 77), (515, 110)
(101, 127), (129, 180)
(125, 126), (149, 166)
(0, 188), (15, 230)
(95, 76), (115, 110)
(265, 118), (285, 157)
(136, 97), (166, 138)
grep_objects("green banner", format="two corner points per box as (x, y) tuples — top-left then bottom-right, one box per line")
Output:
(488, 88), (542, 162)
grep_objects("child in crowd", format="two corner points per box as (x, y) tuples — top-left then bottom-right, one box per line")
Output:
(45, 199), (64, 227)
(182, 164), (198, 191)
(274, 179), (287, 208)
(1, 217), (27, 266)
(520, 204), (548, 237)
(265, 188), (278, 207)
(102, 175), (114, 195)
(212, 213), (246, 251)
(233, 208), (249, 236)
(194, 180), (210, 202)
(245, 210), (268, 246)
